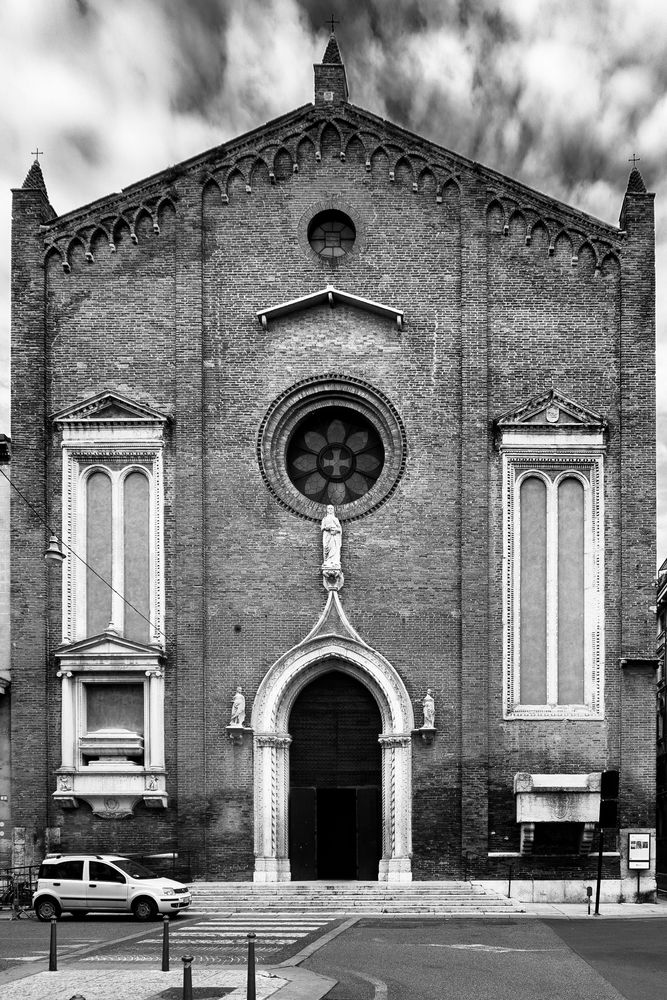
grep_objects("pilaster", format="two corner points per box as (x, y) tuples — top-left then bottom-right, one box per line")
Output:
(458, 172), (490, 860)
(10, 172), (56, 860)
(173, 176), (207, 868)
(618, 175), (656, 830)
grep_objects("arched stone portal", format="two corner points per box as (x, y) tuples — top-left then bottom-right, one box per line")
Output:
(251, 593), (414, 882)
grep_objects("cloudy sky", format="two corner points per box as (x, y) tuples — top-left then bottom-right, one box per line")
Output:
(2, 0), (667, 555)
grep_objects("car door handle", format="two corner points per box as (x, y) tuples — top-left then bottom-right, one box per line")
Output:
(89, 883), (97, 887)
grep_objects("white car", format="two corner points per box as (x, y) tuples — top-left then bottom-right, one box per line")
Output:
(32, 854), (192, 921)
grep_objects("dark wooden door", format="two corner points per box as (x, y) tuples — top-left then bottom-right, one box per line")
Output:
(356, 786), (381, 878)
(317, 788), (356, 878)
(288, 669), (383, 879)
(289, 786), (317, 880)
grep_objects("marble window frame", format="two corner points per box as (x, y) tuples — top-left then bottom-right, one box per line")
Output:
(58, 423), (165, 646)
(501, 448), (605, 721)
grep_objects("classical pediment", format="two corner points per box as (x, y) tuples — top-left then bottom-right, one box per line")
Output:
(55, 628), (164, 670)
(496, 389), (605, 429)
(257, 285), (403, 331)
(495, 389), (607, 452)
(52, 391), (168, 427)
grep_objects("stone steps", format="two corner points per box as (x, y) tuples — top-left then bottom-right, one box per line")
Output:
(189, 881), (523, 914)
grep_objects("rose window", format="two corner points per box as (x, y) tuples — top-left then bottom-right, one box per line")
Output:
(286, 407), (384, 505)
(308, 210), (356, 260)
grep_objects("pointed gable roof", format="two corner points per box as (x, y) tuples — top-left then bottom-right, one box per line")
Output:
(41, 48), (623, 253)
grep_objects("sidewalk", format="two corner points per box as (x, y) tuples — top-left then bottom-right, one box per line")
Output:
(516, 897), (667, 919)
(0, 962), (336, 1000)
(1, 898), (666, 998)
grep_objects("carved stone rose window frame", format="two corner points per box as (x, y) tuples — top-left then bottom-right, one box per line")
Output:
(257, 374), (407, 522)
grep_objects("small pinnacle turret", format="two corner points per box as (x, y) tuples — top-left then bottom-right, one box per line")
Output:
(22, 158), (48, 198)
(322, 32), (343, 65)
(314, 31), (349, 106)
(626, 166), (647, 194)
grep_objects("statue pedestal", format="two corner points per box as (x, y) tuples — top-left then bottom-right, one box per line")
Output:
(226, 725), (252, 746)
(412, 726), (436, 746)
(322, 566), (344, 591)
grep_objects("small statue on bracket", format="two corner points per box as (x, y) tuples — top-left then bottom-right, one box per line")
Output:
(421, 688), (435, 729)
(321, 504), (344, 591)
(230, 685), (246, 727)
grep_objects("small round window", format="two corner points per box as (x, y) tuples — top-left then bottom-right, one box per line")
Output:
(308, 210), (356, 260)
(287, 406), (383, 506)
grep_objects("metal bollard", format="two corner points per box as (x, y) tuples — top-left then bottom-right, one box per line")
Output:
(161, 914), (170, 971)
(246, 932), (256, 1000)
(48, 915), (57, 971)
(181, 955), (194, 1000)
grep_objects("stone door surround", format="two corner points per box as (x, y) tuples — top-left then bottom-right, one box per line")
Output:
(251, 595), (414, 882)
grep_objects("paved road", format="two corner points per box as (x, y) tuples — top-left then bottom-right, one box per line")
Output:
(4, 911), (667, 998)
(0, 912), (158, 971)
(78, 910), (343, 965)
(0, 909), (343, 970)
(303, 916), (667, 999)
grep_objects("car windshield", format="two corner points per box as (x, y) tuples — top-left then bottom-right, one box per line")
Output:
(112, 859), (158, 879)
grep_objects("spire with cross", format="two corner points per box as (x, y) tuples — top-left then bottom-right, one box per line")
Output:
(315, 10), (348, 104)
(626, 152), (647, 194)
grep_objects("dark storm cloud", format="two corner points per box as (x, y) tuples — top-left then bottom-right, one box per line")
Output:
(160, 0), (230, 118)
(2, 0), (667, 544)
(62, 128), (104, 168)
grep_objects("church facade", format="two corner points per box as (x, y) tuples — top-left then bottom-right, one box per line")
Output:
(9, 37), (658, 898)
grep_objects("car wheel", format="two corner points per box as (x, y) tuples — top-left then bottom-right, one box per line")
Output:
(132, 897), (158, 921)
(35, 897), (61, 921)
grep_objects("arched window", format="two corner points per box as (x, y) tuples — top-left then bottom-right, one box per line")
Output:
(518, 474), (587, 708)
(86, 470), (112, 636)
(497, 391), (605, 721)
(82, 467), (151, 643)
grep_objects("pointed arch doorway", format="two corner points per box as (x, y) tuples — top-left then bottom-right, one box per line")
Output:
(251, 597), (415, 883)
(289, 668), (382, 879)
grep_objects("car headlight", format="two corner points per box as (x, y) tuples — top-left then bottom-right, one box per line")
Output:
(161, 887), (176, 896)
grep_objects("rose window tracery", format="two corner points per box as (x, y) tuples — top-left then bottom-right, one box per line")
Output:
(286, 407), (384, 505)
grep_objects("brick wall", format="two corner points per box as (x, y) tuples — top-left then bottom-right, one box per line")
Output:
(9, 99), (656, 879)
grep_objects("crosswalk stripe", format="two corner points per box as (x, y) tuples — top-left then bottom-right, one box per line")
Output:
(126, 938), (307, 946)
(193, 915), (336, 920)
(154, 931), (312, 938)
(144, 928), (310, 944)
(192, 918), (330, 923)
(187, 922), (327, 928)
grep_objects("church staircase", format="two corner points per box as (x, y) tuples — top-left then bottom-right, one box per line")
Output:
(190, 881), (525, 915)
